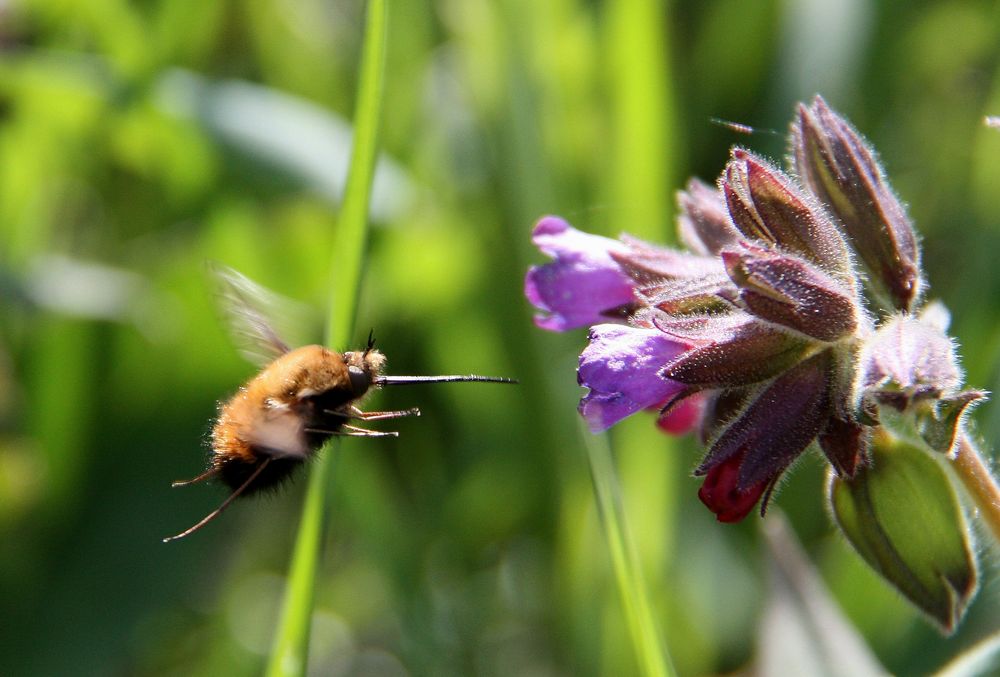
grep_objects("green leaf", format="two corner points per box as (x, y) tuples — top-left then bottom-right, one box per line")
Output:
(829, 433), (978, 634)
(916, 391), (985, 454)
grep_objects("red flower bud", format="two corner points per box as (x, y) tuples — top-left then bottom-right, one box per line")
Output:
(698, 449), (772, 522)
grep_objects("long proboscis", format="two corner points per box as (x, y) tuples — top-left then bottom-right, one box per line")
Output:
(375, 375), (518, 386)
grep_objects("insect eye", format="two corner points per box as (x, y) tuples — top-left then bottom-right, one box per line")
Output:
(348, 365), (370, 395)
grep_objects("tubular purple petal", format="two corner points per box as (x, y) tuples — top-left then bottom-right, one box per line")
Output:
(577, 324), (689, 432)
(525, 216), (636, 331)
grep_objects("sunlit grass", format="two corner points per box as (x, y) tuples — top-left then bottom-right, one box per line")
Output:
(265, 1), (388, 674)
(584, 428), (674, 677)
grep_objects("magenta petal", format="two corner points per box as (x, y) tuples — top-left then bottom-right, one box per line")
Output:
(577, 324), (689, 432)
(525, 216), (635, 331)
(655, 393), (706, 435)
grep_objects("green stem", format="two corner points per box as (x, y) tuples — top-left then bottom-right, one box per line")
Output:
(266, 2), (388, 675)
(326, 0), (389, 343)
(583, 428), (675, 677)
(953, 430), (1000, 545)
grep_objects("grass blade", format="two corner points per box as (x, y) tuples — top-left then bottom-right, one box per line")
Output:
(599, 0), (679, 673)
(265, 1), (389, 675)
(583, 428), (675, 677)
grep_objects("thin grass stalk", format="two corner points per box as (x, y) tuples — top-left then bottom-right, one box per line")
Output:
(600, 0), (678, 673)
(583, 427), (675, 677)
(266, 2), (388, 675)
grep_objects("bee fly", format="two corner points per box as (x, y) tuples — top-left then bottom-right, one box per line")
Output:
(163, 267), (515, 543)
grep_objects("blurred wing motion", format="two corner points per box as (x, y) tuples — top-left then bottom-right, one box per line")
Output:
(210, 263), (313, 365)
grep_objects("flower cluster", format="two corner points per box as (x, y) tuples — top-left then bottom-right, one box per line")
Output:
(526, 97), (981, 523)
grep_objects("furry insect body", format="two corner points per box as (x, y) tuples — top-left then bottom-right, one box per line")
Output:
(163, 344), (406, 543)
(163, 266), (516, 543)
(208, 345), (386, 496)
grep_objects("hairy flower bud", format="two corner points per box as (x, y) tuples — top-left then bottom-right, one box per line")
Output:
(698, 449), (772, 523)
(859, 312), (962, 409)
(722, 150), (852, 280)
(676, 178), (741, 256)
(793, 96), (922, 312)
(722, 246), (859, 342)
(697, 350), (833, 493)
(659, 317), (812, 388)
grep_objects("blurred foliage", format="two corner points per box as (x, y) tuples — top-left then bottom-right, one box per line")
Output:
(1, 1), (999, 675)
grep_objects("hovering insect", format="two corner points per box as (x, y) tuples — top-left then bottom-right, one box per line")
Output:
(708, 117), (778, 136)
(163, 266), (516, 542)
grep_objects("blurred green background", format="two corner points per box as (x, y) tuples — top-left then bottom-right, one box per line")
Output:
(2, 1), (1000, 675)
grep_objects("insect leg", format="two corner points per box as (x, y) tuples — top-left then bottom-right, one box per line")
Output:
(162, 458), (272, 543)
(347, 406), (421, 421)
(171, 467), (220, 487)
(305, 425), (400, 438)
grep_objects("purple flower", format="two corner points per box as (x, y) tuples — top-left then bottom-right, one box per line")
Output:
(525, 217), (636, 331)
(577, 324), (689, 432)
(525, 99), (982, 532)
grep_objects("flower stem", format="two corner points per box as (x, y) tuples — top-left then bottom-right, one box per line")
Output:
(582, 428), (675, 677)
(952, 430), (1000, 545)
(266, 2), (388, 675)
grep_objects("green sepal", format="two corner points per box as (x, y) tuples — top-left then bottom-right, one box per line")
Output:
(916, 391), (986, 454)
(828, 432), (977, 634)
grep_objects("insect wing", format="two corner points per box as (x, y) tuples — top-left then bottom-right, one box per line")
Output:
(210, 263), (312, 365)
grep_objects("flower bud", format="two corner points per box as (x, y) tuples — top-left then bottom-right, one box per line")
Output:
(722, 149), (852, 279)
(676, 178), (741, 256)
(698, 449), (772, 523)
(722, 246), (859, 342)
(829, 431), (977, 633)
(659, 317), (812, 388)
(793, 96), (922, 312)
(697, 350), (833, 494)
(859, 312), (962, 410)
